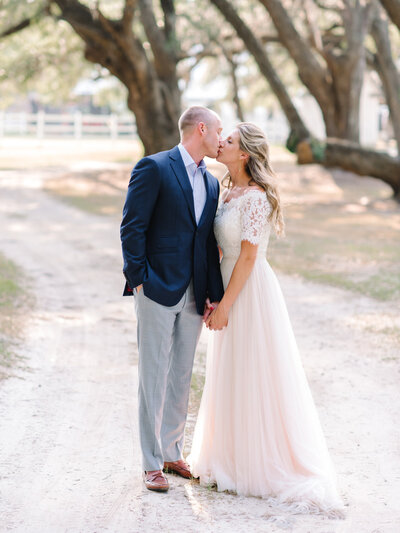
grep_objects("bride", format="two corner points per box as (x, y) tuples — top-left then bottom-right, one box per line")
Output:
(188, 122), (344, 517)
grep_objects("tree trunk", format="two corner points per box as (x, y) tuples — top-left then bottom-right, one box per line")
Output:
(299, 138), (400, 197)
(53, 0), (181, 155)
(225, 53), (245, 122)
(323, 52), (365, 141)
(209, 0), (310, 143)
(371, 9), (400, 154)
(126, 79), (180, 155)
(258, 0), (374, 142)
(379, 0), (400, 30)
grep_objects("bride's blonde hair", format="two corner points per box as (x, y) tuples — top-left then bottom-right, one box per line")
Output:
(224, 122), (285, 237)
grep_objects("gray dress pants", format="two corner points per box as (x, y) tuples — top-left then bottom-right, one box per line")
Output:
(134, 281), (203, 471)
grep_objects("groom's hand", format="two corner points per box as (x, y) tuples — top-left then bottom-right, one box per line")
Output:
(203, 298), (219, 323)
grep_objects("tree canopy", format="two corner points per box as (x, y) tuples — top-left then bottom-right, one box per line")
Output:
(1, 0), (400, 194)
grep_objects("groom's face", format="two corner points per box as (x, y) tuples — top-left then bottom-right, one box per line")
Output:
(202, 117), (223, 159)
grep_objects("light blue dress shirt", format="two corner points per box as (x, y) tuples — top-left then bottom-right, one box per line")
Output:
(178, 143), (207, 225)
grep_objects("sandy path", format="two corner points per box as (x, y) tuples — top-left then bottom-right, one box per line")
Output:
(0, 167), (399, 533)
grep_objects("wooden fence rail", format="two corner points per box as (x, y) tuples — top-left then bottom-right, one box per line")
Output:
(0, 111), (292, 144)
(0, 111), (137, 139)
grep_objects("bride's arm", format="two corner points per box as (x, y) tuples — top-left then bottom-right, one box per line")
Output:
(206, 240), (258, 330)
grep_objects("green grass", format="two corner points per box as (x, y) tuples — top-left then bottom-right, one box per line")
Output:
(47, 158), (400, 303)
(184, 369), (206, 456)
(54, 193), (125, 216)
(0, 278), (19, 306)
(0, 253), (29, 378)
(0, 255), (19, 307)
(190, 371), (205, 405)
(295, 269), (400, 301)
(268, 198), (400, 302)
(43, 166), (128, 217)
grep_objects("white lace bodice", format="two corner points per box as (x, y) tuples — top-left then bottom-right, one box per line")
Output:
(214, 189), (271, 261)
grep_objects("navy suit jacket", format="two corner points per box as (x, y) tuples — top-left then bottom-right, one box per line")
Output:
(120, 145), (224, 315)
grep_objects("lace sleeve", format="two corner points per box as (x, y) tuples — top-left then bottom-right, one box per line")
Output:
(240, 191), (270, 245)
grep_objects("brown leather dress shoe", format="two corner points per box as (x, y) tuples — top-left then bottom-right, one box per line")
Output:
(143, 470), (169, 492)
(163, 459), (192, 479)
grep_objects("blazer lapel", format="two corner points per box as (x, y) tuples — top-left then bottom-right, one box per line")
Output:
(169, 146), (196, 225)
(197, 170), (216, 228)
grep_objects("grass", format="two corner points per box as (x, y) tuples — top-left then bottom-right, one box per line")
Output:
(267, 163), (400, 302)
(184, 357), (207, 456)
(45, 155), (400, 302)
(0, 254), (20, 312)
(42, 150), (400, 302)
(44, 166), (129, 216)
(0, 253), (30, 379)
(190, 371), (206, 407)
(269, 227), (400, 301)
(53, 192), (125, 216)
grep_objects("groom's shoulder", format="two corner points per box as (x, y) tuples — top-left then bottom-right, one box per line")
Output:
(148, 147), (174, 163)
(135, 148), (172, 168)
(131, 149), (175, 182)
(150, 145), (182, 162)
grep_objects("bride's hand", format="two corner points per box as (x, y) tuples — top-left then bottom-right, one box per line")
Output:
(203, 298), (218, 322)
(206, 303), (228, 330)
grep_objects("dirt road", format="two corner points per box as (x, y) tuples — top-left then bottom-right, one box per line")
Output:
(0, 166), (399, 532)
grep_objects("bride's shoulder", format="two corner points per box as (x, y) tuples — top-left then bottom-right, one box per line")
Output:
(220, 188), (230, 202)
(247, 186), (266, 196)
(241, 187), (268, 203)
(240, 187), (271, 214)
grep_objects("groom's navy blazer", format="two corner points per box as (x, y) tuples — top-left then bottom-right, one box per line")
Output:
(120, 145), (224, 315)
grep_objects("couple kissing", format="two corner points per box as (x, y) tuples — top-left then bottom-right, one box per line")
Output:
(120, 106), (344, 518)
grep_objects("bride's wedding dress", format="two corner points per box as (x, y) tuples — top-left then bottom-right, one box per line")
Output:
(188, 189), (344, 516)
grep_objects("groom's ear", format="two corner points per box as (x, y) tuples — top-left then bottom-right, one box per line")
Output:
(198, 122), (206, 135)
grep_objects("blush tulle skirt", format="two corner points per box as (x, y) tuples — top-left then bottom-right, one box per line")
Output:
(188, 257), (344, 517)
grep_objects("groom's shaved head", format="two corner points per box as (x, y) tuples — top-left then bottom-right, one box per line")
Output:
(179, 106), (219, 137)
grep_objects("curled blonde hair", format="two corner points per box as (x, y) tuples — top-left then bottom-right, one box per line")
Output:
(224, 122), (285, 237)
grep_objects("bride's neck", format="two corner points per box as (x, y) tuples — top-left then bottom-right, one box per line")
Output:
(227, 164), (251, 188)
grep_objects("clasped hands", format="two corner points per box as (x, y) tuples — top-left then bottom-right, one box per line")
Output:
(203, 298), (228, 330)
(135, 288), (228, 330)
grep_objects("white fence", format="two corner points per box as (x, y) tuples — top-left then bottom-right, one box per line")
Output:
(0, 111), (137, 139)
(0, 110), (291, 145)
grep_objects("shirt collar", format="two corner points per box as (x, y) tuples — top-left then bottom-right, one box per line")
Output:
(178, 143), (207, 173)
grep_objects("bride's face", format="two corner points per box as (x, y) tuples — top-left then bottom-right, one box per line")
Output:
(217, 129), (245, 165)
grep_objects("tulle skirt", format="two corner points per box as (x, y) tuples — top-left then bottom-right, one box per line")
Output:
(188, 257), (344, 516)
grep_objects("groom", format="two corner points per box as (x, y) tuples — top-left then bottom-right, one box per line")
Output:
(120, 106), (224, 492)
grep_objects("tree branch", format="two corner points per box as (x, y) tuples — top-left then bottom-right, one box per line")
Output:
(160, 0), (175, 40)
(180, 45), (219, 63)
(324, 139), (400, 196)
(53, 0), (148, 89)
(139, 0), (176, 77)
(225, 51), (245, 122)
(259, 33), (281, 44)
(313, 0), (343, 13)
(0, 7), (47, 39)
(302, 0), (323, 53)
(341, 0), (375, 60)
(210, 0), (310, 141)
(122, 0), (138, 32)
(258, 0), (330, 93)
(379, 0), (400, 30)
(371, 8), (400, 152)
